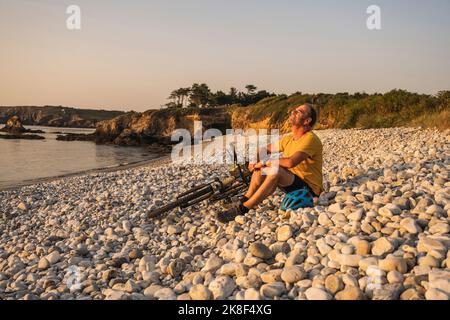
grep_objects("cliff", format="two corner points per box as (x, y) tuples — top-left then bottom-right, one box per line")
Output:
(94, 107), (231, 146)
(0, 106), (124, 128)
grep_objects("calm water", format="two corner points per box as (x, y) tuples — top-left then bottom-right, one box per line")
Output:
(0, 125), (159, 188)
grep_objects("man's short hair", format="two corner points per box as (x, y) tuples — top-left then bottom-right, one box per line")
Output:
(304, 103), (318, 127)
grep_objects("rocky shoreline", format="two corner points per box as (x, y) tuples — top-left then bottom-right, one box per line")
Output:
(0, 134), (45, 140)
(56, 133), (96, 142)
(0, 128), (448, 300)
(0, 106), (124, 128)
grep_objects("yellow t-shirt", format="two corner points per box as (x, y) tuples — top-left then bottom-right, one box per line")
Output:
(275, 131), (323, 196)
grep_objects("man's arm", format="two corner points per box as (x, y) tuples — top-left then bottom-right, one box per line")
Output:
(265, 151), (309, 169)
(259, 143), (278, 159)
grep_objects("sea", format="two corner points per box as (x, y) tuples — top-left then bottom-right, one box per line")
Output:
(0, 125), (160, 189)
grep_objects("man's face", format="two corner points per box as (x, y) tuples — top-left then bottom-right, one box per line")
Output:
(289, 104), (311, 127)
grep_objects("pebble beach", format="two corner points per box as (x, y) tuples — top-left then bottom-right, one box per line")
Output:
(0, 127), (449, 300)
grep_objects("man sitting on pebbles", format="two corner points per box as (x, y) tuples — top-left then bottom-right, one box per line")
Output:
(217, 103), (323, 223)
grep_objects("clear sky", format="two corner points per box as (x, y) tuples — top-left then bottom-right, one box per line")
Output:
(1, 0), (449, 111)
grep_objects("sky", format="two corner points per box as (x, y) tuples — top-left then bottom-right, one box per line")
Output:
(1, 0), (449, 111)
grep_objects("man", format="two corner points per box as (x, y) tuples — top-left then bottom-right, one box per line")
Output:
(216, 103), (323, 223)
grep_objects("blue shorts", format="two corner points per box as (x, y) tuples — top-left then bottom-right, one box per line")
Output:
(279, 175), (316, 196)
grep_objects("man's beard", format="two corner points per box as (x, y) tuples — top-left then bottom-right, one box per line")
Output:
(290, 116), (305, 127)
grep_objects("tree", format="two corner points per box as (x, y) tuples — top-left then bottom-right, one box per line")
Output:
(177, 87), (191, 108)
(167, 87), (191, 108)
(212, 90), (232, 106)
(189, 83), (212, 108)
(229, 87), (238, 102)
(165, 83), (275, 108)
(167, 90), (180, 107)
(164, 101), (181, 109)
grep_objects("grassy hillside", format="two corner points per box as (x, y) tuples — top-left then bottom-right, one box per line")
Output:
(231, 90), (449, 132)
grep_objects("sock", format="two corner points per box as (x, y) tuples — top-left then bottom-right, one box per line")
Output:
(239, 203), (250, 214)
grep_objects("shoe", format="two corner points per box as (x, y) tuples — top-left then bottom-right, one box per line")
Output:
(238, 195), (249, 203)
(216, 202), (249, 223)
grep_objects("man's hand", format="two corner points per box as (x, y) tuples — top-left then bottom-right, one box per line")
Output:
(249, 162), (266, 172)
(248, 143), (276, 172)
(254, 162), (265, 170)
(265, 159), (280, 168)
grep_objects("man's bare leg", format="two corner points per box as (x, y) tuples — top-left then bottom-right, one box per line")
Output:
(244, 170), (266, 199)
(243, 167), (295, 209)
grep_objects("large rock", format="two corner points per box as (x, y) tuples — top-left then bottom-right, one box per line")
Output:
(285, 251), (304, 267)
(244, 288), (261, 300)
(46, 251), (61, 264)
(378, 256), (408, 274)
(124, 280), (141, 293)
(366, 181), (385, 193)
(38, 257), (50, 270)
(202, 256), (224, 273)
(167, 225), (182, 235)
(189, 285), (213, 300)
(372, 284), (403, 300)
(400, 217), (421, 234)
(305, 287), (333, 300)
(338, 254), (362, 267)
(277, 225), (293, 242)
(371, 237), (395, 256)
(348, 237), (371, 256)
(143, 285), (163, 299)
(428, 270), (450, 296)
(138, 255), (156, 273)
(260, 282), (287, 298)
(154, 288), (177, 300)
(17, 202), (29, 211)
(248, 242), (272, 260)
(359, 257), (379, 271)
(425, 288), (449, 300)
(318, 212), (332, 226)
(104, 289), (127, 300)
(0, 116), (27, 133)
(0, 115), (46, 139)
(387, 271), (404, 284)
(316, 239), (333, 255)
(335, 286), (365, 300)
(325, 274), (344, 294)
(219, 263), (238, 276)
(208, 276), (236, 300)
(261, 269), (283, 283)
(328, 203), (343, 214)
(400, 288), (422, 300)
(417, 237), (446, 253)
(281, 266), (304, 283)
(429, 223), (450, 235)
(167, 260), (185, 277)
(379, 204), (401, 218)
